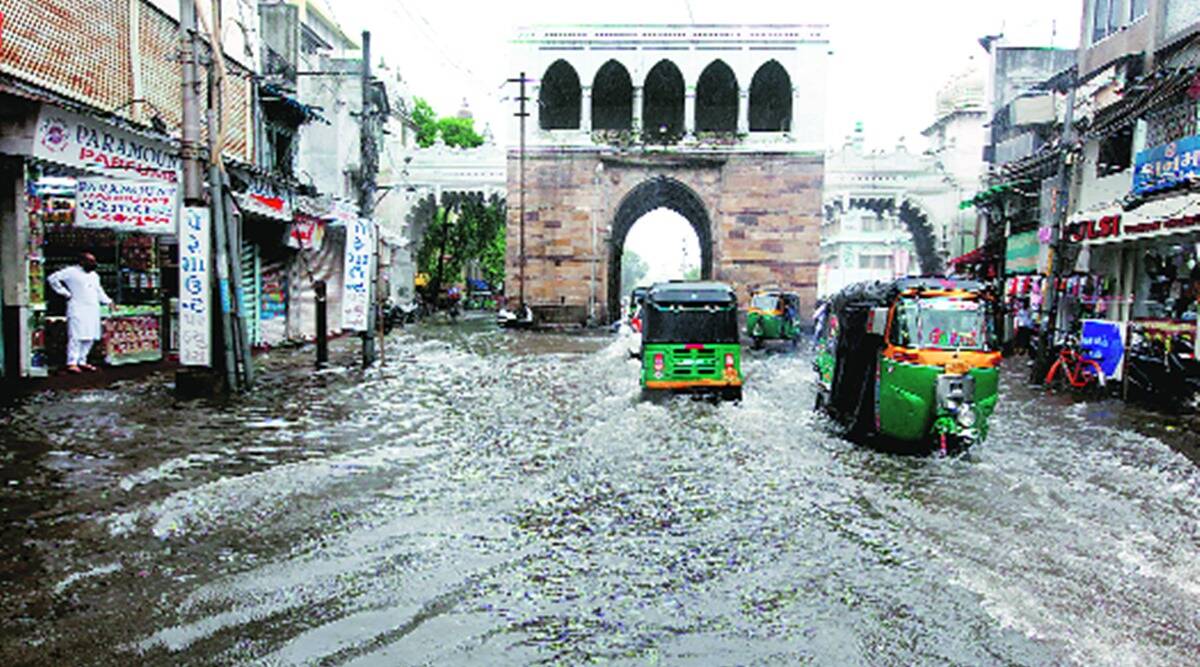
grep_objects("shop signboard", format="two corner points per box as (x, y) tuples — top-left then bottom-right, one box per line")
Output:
(341, 219), (375, 331)
(1133, 134), (1200, 196)
(1005, 230), (1039, 274)
(75, 178), (177, 233)
(31, 106), (180, 183)
(179, 207), (211, 366)
(287, 212), (326, 250)
(1080, 319), (1125, 380)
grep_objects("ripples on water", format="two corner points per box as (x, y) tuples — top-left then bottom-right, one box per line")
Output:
(1, 323), (1198, 666)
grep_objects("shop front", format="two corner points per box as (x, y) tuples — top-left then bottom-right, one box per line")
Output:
(1, 103), (179, 378)
(1070, 191), (1200, 391)
(230, 168), (295, 349)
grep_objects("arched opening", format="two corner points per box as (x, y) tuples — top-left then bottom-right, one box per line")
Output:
(695, 60), (738, 132)
(849, 197), (944, 275)
(642, 60), (685, 140)
(539, 60), (581, 130)
(749, 60), (792, 132)
(621, 210), (702, 297)
(608, 177), (713, 322)
(592, 60), (633, 131)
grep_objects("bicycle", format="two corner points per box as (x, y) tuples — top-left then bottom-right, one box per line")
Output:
(1043, 334), (1106, 395)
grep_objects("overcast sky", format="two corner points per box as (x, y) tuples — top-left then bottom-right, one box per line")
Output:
(332, 0), (1081, 277)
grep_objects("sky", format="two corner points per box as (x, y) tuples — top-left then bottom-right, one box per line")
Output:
(331, 0), (1082, 275)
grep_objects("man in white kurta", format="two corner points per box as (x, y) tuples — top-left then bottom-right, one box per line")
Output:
(48, 253), (112, 372)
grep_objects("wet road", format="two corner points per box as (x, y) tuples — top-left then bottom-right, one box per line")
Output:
(2, 321), (1199, 666)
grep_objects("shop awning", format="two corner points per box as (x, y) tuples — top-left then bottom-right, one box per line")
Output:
(949, 246), (988, 266)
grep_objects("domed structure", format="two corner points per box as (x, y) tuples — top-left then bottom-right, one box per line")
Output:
(935, 60), (985, 118)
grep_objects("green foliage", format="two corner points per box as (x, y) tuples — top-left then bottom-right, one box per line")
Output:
(437, 117), (485, 149)
(416, 193), (507, 297)
(412, 97), (439, 148)
(411, 97), (485, 149)
(683, 266), (701, 281)
(621, 250), (649, 296)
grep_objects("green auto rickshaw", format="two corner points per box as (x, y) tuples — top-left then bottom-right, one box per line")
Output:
(637, 281), (743, 401)
(745, 289), (802, 349)
(814, 277), (1001, 453)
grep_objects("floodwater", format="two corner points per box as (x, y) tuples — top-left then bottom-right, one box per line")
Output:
(1, 321), (1198, 666)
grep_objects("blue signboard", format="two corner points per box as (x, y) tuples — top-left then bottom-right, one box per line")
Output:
(1133, 134), (1200, 196)
(1080, 319), (1125, 379)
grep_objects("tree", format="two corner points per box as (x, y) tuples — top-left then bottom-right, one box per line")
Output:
(411, 98), (485, 149)
(412, 97), (439, 148)
(683, 265), (701, 281)
(416, 192), (507, 302)
(437, 117), (485, 149)
(621, 250), (649, 296)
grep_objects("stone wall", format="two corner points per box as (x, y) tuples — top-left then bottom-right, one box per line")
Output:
(505, 149), (824, 323)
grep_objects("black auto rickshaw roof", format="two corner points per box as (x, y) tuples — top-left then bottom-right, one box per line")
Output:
(647, 281), (737, 305)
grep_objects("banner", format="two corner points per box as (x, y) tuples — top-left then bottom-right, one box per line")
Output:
(1005, 230), (1039, 274)
(32, 106), (180, 183)
(179, 207), (212, 366)
(1133, 134), (1200, 196)
(287, 212), (326, 250)
(75, 178), (177, 233)
(341, 219), (375, 331)
(1080, 319), (1125, 380)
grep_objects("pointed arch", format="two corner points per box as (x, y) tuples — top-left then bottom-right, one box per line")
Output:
(695, 60), (739, 132)
(539, 60), (581, 130)
(592, 60), (633, 131)
(749, 60), (792, 132)
(643, 60), (685, 140)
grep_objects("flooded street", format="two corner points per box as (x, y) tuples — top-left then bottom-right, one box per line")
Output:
(2, 322), (1199, 666)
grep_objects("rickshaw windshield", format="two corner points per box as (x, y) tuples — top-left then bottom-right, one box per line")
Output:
(891, 297), (988, 350)
(644, 304), (739, 344)
(751, 294), (779, 311)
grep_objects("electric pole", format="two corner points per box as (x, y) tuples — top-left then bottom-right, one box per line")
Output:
(508, 72), (530, 309)
(1033, 68), (1078, 384)
(359, 31), (379, 368)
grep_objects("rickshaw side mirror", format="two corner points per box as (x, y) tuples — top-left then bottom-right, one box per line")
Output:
(868, 307), (889, 336)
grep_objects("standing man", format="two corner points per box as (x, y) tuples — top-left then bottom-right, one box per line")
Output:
(48, 252), (112, 373)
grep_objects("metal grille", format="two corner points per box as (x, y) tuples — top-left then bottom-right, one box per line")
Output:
(1146, 97), (1198, 147)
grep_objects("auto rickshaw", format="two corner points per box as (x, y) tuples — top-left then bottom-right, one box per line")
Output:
(814, 277), (1001, 453)
(745, 289), (802, 349)
(637, 281), (743, 401)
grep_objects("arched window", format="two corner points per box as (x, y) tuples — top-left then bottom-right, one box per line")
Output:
(642, 60), (684, 139)
(539, 60), (581, 130)
(695, 60), (738, 132)
(749, 60), (792, 132)
(592, 60), (633, 131)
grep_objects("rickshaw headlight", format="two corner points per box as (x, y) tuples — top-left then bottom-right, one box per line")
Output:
(958, 408), (977, 428)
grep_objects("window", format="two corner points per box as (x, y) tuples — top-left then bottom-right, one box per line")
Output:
(1097, 126), (1133, 177)
(1092, 0), (1122, 43)
(538, 60), (581, 130)
(643, 60), (685, 140)
(1130, 0), (1148, 21)
(749, 60), (792, 132)
(695, 60), (739, 132)
(591, 60), (633, 131)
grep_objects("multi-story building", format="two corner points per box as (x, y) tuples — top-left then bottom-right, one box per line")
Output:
(1061, 0), (1200, 375)
(922, 63), (988, 259)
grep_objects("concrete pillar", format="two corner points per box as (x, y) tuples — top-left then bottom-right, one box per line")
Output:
(632, 86), (644, 133)
(684, 91), (696, 137)
(737, 90), (749, 134)
(581, 86), (592, 132)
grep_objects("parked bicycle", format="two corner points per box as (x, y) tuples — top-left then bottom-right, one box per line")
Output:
(1043, 333), (1106, 395)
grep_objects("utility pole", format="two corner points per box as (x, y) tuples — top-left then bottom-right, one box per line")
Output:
(176, 0), (209, 396)
(358, 30), (379, 368)
(1033, 68), (1078, 383)
(508, 72), (530, 309)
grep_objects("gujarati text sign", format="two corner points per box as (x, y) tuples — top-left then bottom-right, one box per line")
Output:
(179, 207), (211, 366)
(75, 179), (177, 233)
(341, 219), (375, 331)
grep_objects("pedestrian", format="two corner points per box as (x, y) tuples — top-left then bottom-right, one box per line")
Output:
(48, 252), (112, 374)
(1013, 298), (1034, 356)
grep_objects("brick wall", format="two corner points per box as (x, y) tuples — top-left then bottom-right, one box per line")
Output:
(0, 0), (253, 161)
(506, 150), (824, 323)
